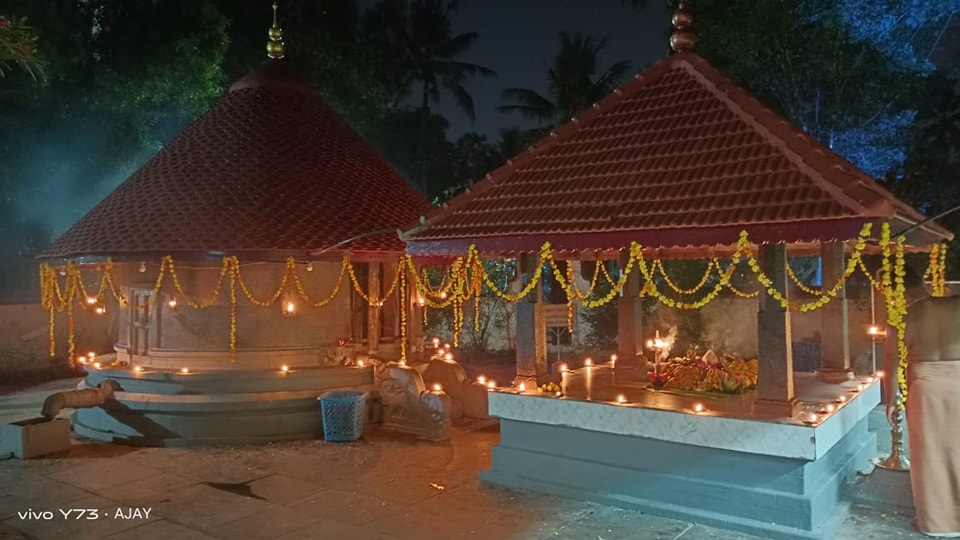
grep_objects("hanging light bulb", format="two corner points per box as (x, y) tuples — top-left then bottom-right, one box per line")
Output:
(59, 267), (67, 276)
(86, 296), (97, 306)
(95, 306), (106, 315)
(139, 261), (146, 273)
(167, 297), (178, 310)
(418, 296), (425, 307)
(439, 291), (448, 299)
(306, 262), (314, 272)
(284, 301), (296, 315)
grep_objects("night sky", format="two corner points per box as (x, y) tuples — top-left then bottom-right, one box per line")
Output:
(372, 0), (672, 138)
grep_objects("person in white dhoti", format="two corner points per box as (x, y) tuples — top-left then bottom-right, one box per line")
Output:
(885, 270), (960, 537)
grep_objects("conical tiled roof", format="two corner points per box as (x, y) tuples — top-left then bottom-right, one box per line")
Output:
(41, 61), (431, 261)
(405, 52), (951, 256)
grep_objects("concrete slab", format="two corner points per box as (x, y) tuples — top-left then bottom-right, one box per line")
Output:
(0, 381), (931, 540)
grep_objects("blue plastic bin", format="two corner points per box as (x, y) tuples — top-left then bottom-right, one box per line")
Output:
(318, 390), (366, 442)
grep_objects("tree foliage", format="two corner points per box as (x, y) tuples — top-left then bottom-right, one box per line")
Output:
(0, 14), (43, 79)
(499, 31), (631, 129)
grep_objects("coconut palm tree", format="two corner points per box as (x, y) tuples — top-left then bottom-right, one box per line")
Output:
(499, 31), (631, 129)
(364, 0), (495, 195)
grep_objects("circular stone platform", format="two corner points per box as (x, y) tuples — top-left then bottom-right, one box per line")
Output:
(71, 358), (375, 447)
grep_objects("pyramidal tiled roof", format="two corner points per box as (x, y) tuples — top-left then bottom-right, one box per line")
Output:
(405, 52), (951, 256)
(41, 61), (431, 261)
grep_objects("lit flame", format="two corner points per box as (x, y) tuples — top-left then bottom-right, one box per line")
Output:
(93, 362), (102, 369)
(693, 403), (704, 413)
(444, 352), (454, 361)
(180, 367), (190, 374)
(518, 382), (526, 392)
(444, 343), (451, 350)
(433, 383), (442, 392)
(487, 380), (496, 389)
(306, 262), (314, 272)
(168, 297), (178, 309)
(477, 375), (486, 384)
(86, 296), (97, 305)
(134, 366), (143, 372)
(826, 404), (835, 412)
(876, 370), (885, 378)
(610, 354), (618, 363)
(285, 301), (296, 314)
(617, 394), (626, 404)
(439, 291), (448, 299)
(837, 395), (847, 402)
(139, 262), (146, 273)
(432, 337), (440, 348)
(77, 356), (87, 364)
(867, 325), (880, 335)
(95, 306), (106, 315)
(88, 352), (96, 359)
(281, 364), (289, 372)
(357, 360), (365, 367)
(418, 297), (425, 306)
(807, 413), (819, 423)
(584, 358), (593, 367)
(559, 363), (568, 373)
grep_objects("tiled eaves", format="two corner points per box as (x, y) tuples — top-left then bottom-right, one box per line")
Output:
(406, 51), (951, 248)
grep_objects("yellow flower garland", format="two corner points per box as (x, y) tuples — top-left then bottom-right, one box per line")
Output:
(785, 261), (823, 296)
(655, 258), (715, 296)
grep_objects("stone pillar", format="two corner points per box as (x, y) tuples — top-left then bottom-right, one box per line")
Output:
(754, 243), (800, 418)
(408, 263), (424, 356)
(367, 262), (381, 355)
(818, 241), (852, 382)
(616, 254), (644, 368)
(515, 253), (547, 384)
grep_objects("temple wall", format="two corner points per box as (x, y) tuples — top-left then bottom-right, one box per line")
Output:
(0, 303), (115, 360)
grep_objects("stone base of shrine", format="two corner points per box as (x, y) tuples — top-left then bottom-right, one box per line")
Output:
(71, 356), (377, 446)
(480, 375), (880, 540)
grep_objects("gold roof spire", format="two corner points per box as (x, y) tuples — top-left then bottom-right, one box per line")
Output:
(267, 2), (285, 59)
(670, 1), (695, 53)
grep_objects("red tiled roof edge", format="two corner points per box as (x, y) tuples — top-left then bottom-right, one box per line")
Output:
(676, 53), (943, 235)
(404, 51), (951, 244)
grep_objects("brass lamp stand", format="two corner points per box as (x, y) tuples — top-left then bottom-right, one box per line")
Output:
(873, 399), (910, 471)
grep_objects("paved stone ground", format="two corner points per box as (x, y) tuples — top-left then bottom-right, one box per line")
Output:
(0, 380), (925, 540)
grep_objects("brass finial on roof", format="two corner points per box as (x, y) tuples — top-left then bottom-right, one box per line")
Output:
(669, 1), (695, 53)
(267, 2), (285, 59)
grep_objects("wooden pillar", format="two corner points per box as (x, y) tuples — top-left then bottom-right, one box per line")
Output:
(367, 262), (381, 355)
(616, 253), (644, 368)
(515, 253), (547, 384)
(818, 241), (852, 381)
(754, 243), (800, 418)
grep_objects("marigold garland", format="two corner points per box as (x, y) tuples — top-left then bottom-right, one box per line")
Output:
(655, 258), (715, 296)
(925, 243), (948, 297)
(292, 257), (348, 307)
(39, 220), (932, 391)
(229, 258), (238, 362)
(399, 259), (407, 363)
(169, 256), (229, 308)
(785, 261), (822, 296)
